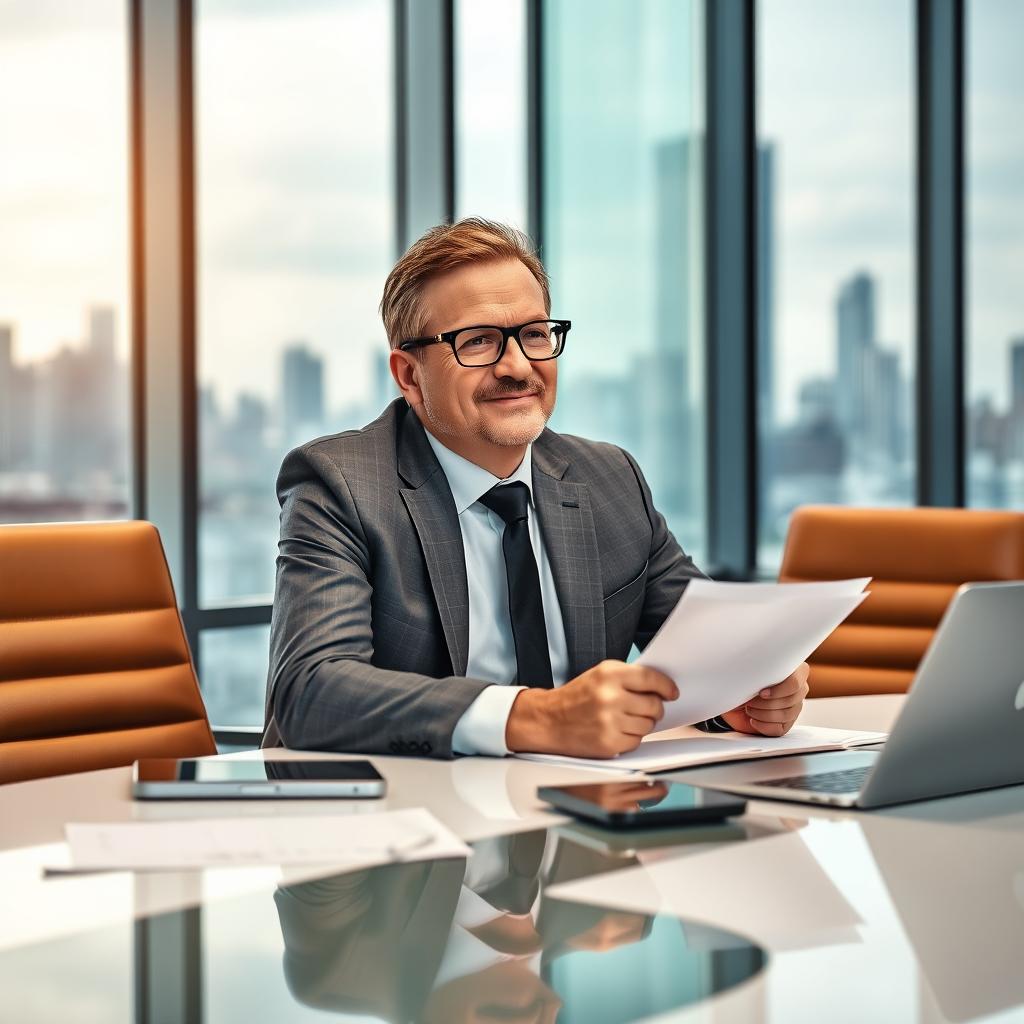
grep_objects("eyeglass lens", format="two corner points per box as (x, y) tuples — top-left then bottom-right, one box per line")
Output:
(453, 321), (565, 366)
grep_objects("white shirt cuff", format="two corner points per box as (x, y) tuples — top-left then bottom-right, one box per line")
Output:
(451, 685), (526, 757)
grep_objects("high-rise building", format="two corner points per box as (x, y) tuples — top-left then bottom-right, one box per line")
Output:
(281, 343), (325, 447)
(865, 347), (903, 462)
(643, 136), (700, 528)
(83, 306), (120, 481)
(0, 325), (13, 467)
(797, 377), (835, 427)
(836, 271), (876, 440)
(1010, 337), (1024, 413)
(88, 306), (116, 362)
(1005, 337), (1024, 460)
(1, 334), (37, 474)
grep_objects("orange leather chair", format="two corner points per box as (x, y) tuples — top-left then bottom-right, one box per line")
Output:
(0, 521), (216, 784)
(778, 505), (1024, 697)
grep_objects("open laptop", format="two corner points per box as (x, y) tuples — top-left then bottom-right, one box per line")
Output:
(677, 581), (1024, 809)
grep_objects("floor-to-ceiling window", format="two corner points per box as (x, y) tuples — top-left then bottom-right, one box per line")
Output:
(542, 0), (706, 564)
(756, 0), (916, 570)
(10, 2), (1020, 729)
(195, 0), (395, 725)
(454, 0), (528, 229)
(0, 2), (132, 525)
(966, 0), (1024, 509)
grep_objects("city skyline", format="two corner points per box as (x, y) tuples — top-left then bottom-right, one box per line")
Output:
(3, 294), (1024, 492)
(3, 1), (1021, 415)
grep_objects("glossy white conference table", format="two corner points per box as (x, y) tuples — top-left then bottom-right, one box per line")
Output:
(2, 695), (1023, 1023)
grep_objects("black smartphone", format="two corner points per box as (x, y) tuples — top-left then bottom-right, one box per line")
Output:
(537, 780), (746, 828)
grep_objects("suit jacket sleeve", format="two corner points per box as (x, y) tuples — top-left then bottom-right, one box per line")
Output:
(265, 446), (492, 758)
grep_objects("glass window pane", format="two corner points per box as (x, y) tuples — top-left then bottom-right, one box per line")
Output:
(0, 3), (131, 523)
(966, 0), (1024, 508)
(200, 625), (271, 728)
(756, 0), (916, 570)
(542, 0), (706, 562)
(197, 0), (395, 607)
(455, 0), (528, 228)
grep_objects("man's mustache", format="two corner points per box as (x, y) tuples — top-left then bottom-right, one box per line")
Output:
(475, 379), (547, 402)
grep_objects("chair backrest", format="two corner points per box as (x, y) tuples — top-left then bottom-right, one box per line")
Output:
(0, 521), (216, 784)
(778, 505), (1024, 697)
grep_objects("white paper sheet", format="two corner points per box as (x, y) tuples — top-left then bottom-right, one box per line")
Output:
(638, 577), (870, 729)
(520, 724), (886, 773)
(58, 808), (470, 873)
(674, 577), (871, 601)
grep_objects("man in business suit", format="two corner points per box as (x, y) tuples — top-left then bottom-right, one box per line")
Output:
(263, 218), (809, 759)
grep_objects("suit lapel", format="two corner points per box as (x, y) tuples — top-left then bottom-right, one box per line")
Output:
(397, 409), (470, 676)
(533, 433), (605, 677)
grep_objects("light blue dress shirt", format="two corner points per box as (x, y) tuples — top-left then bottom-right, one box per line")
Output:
(424, 431), (570, 756)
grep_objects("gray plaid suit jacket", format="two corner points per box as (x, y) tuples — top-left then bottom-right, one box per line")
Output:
(262, 398), (705, 757)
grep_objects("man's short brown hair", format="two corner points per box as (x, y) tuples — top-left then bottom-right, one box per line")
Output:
(380, 217), (551, 349)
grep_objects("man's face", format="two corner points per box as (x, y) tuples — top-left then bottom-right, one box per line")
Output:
(395, 259), (557, 469)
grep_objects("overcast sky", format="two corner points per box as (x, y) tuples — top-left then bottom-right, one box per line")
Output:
(1, 0), (1021, 420)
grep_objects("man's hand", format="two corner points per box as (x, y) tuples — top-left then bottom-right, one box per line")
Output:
(720, 662), (810, 737)
(582, 780), (670, 813)
(505, 661), (678, 758)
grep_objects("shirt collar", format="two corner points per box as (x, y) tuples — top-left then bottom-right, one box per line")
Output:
(424, 430), (534, 515)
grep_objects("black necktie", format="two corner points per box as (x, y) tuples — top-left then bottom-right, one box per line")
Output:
(478, 482), (554, 689)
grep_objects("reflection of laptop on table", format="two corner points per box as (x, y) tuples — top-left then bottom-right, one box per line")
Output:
(862, 818), (1024, 1022)
(678, 582), (1024, 808)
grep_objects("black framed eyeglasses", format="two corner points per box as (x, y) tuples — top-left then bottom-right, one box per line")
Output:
(399, 319), (571, 367)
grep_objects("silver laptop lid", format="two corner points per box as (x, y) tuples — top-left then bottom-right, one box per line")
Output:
(858, 581), (1024, 808)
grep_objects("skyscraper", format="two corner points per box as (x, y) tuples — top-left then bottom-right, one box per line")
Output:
(865, 347), (903, 462)
(645, 135), (699, 527)
(1010, 337), (1024, 413)
(281, 343), (325, 447)
(88, 306), (116, 362)
(0, 325), (12, 467)
(836, 272), (876, 440)
(1007, 337), (1024, 461)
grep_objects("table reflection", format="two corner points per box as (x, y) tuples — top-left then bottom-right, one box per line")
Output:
(862, 817), (1024, 1023)
(274, 829), (765, 1023)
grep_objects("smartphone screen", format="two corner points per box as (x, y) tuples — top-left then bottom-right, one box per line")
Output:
(539, 780), (745, 827)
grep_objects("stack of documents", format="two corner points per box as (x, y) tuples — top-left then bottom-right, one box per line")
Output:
(519, 724), (886, 773)
(520, 577), (879, 772)
(50, 808), (470, 874)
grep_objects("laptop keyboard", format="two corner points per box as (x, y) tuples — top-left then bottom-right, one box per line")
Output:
(757, 766), (872, 794)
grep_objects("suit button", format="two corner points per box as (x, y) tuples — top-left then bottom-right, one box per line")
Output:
(389, 740), (400, 753)
(421, 741), (432, 755)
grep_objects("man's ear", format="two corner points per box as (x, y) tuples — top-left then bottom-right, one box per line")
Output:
(389, 348), (423, 408)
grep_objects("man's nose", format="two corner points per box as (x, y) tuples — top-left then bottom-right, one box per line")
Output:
(492, 336), (532, 379)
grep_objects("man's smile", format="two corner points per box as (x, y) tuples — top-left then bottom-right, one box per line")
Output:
(483, 392), (540, 405)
